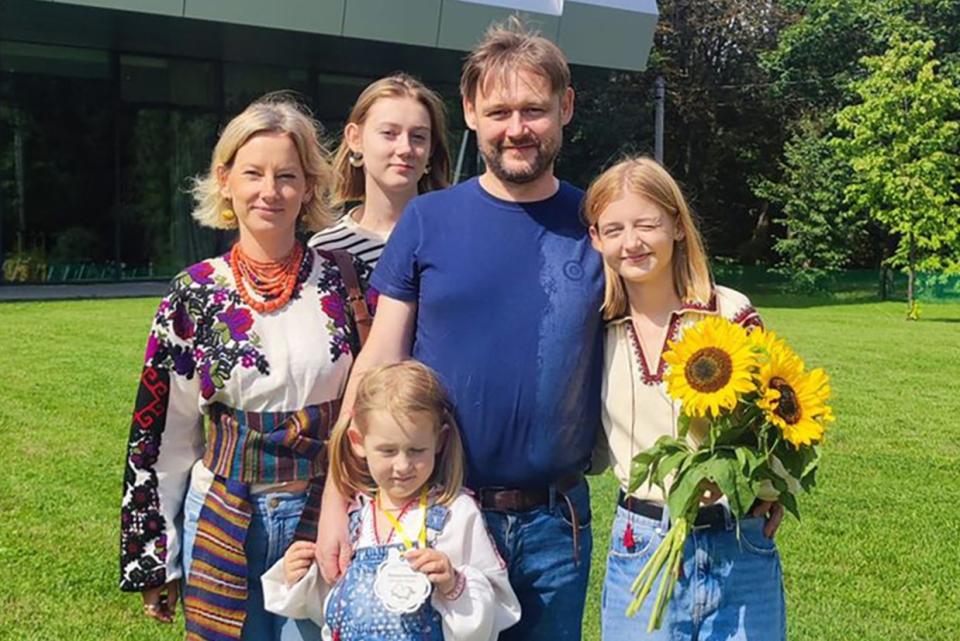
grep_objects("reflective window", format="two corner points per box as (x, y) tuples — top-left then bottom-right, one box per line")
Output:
(1, 42), (115, 282)
(121, 55), (219, 108)
(225, 63), (311, 112)
(0, 42), (227, 283)
(0, 40), (457, 284)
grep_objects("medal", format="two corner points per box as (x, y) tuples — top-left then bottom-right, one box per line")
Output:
(373, 486), (432, 614)
(374, 547), (433, 613)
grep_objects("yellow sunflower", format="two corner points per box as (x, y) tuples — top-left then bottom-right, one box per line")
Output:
(756, 346), (834, 447)
(749, 327), (788, 358)
(663, 316), (759, 418)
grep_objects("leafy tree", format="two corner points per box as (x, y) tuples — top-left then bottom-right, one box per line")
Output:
(834, 37), (960, 316)
(561, 1), (796, 261)
(762, 0), (889, 113)
(561, 66), (653, 189)
(753, 116), (868, 291)
(757, 0), (960, 281)
(764, 0), (960, 114)
(645, 0), (794, 260)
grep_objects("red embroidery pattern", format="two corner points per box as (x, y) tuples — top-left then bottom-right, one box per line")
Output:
(626, 315), (683, 386)
(732, 305), (764, 331)
(680, 294), (718, 313)
(133, 366), (169, 430)
(120, 365), (172, 591)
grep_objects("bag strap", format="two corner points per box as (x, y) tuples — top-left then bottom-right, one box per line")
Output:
(331, 250), (371, 348)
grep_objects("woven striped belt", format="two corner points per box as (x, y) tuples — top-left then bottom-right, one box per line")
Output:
(183, 401), (339, 641)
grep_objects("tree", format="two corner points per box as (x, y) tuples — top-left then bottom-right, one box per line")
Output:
(764, 0), (960, 115)
(753, 116), (870, 291)
(834, 37), (960, 317)
(762, 0), (889, 113)
(650, 0), (794, 260)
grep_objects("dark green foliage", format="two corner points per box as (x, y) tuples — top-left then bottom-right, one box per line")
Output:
(753, 117), (872, 291)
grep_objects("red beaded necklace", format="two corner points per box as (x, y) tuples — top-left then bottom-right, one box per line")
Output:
(230, 241), (304, 314)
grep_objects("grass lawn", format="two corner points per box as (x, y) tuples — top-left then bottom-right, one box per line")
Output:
(1, 295), (958, 641)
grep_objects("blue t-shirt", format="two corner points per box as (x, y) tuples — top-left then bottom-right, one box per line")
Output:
(371, 178), (604, 489)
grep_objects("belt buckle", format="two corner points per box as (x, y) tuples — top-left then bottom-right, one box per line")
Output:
(479, 486), (508, 510)
(496, 488), (523, 511)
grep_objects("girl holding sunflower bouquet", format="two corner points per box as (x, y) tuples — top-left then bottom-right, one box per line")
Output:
(586, 157), (831, 640)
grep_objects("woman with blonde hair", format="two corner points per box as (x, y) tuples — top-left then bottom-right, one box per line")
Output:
(309, 73), (451, 267)
(119, 94), (371, 641)
(585, 156), (786, 640)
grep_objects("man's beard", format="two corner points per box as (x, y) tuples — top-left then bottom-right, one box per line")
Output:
(480, 133), (562, 185)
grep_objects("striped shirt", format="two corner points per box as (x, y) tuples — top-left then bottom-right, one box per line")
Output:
(308, 210), (389, 269)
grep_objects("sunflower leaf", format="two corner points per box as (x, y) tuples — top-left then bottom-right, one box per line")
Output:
(773, 441), (806, 479)
(628, 451), (659, 493)
(778, 491), (801, 520)
(652, 450), (690, 488)
(755, 466), (789, 494)
(802, 444), (823, 478)
(666, 466), (705, 524)
(703, 455), (755, 517)
(740, 446), (767, 476)
(677, 413), (692, 439)
(799, 467), (818, 492)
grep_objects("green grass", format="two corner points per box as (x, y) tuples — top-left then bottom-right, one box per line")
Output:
(1, 297), (958, 640)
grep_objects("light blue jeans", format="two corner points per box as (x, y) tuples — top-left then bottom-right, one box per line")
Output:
(483, 477), (593, 641)
(601, 504), (786, 641)
(182, 483), (323, 641)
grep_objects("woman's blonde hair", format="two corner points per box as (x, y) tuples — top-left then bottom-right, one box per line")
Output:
(583, 156), (713, 320)
(333, 74), (451, 207)
(190, 94), (335, 231)
(328, 361), (465, 506)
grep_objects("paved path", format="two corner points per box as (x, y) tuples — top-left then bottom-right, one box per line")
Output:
(0, 282), (168, 302)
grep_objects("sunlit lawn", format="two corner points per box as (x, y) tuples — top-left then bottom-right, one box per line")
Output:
(1, 296), (957, 640)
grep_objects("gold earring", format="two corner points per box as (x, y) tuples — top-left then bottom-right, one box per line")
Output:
(221, 209), (236, 222)
(424, 164), (431, 175)
(348, 151), (364, 168)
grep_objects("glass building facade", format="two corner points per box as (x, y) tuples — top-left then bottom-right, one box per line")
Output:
(0, 1), (471, 283)
(0, 0), (655, 283)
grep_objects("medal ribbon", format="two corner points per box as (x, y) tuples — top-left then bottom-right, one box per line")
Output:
(378, 486), (428, 550)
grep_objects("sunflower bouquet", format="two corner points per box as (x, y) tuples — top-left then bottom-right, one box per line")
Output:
(626, 316), (834, 631)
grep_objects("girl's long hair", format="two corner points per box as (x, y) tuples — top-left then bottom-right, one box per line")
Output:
(583, 156), (713, 320)
(327, 361), (465, 506)
(332, 74), (451, 207)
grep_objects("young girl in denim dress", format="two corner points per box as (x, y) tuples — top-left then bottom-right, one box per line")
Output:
(261, 361), (521, 641)
(585, 157), (787, 640)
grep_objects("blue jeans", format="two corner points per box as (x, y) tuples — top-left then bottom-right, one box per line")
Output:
(601, 505), (786, 641)
(182, 483), (323, 641)
(482, 477), (593, 641)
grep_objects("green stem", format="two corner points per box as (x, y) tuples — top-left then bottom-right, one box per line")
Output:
(628, 531), (669, 594)
(626, 527), (674, 617)
(647, 517), (688, 632)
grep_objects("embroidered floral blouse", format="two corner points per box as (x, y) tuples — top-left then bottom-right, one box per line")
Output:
(594, 286), (764, 503)
(119, 245), (375, 592)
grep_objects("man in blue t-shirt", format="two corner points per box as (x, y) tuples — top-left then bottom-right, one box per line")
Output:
(317, 18), (603, 641)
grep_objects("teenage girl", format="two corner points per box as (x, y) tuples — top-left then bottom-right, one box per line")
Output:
(261, 361), (520, 641)
(584, 157), (786, 641)
(309, 74), (451, 268)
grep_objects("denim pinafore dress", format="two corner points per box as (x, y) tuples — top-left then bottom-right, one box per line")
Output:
(324, 503), (450, 641)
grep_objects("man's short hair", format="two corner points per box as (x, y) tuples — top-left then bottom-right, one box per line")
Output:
(460, 15), (571, 103)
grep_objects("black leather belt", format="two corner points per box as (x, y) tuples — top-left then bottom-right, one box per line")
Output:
(618, 491), (728, 529)
(478, 472), (583, 512)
